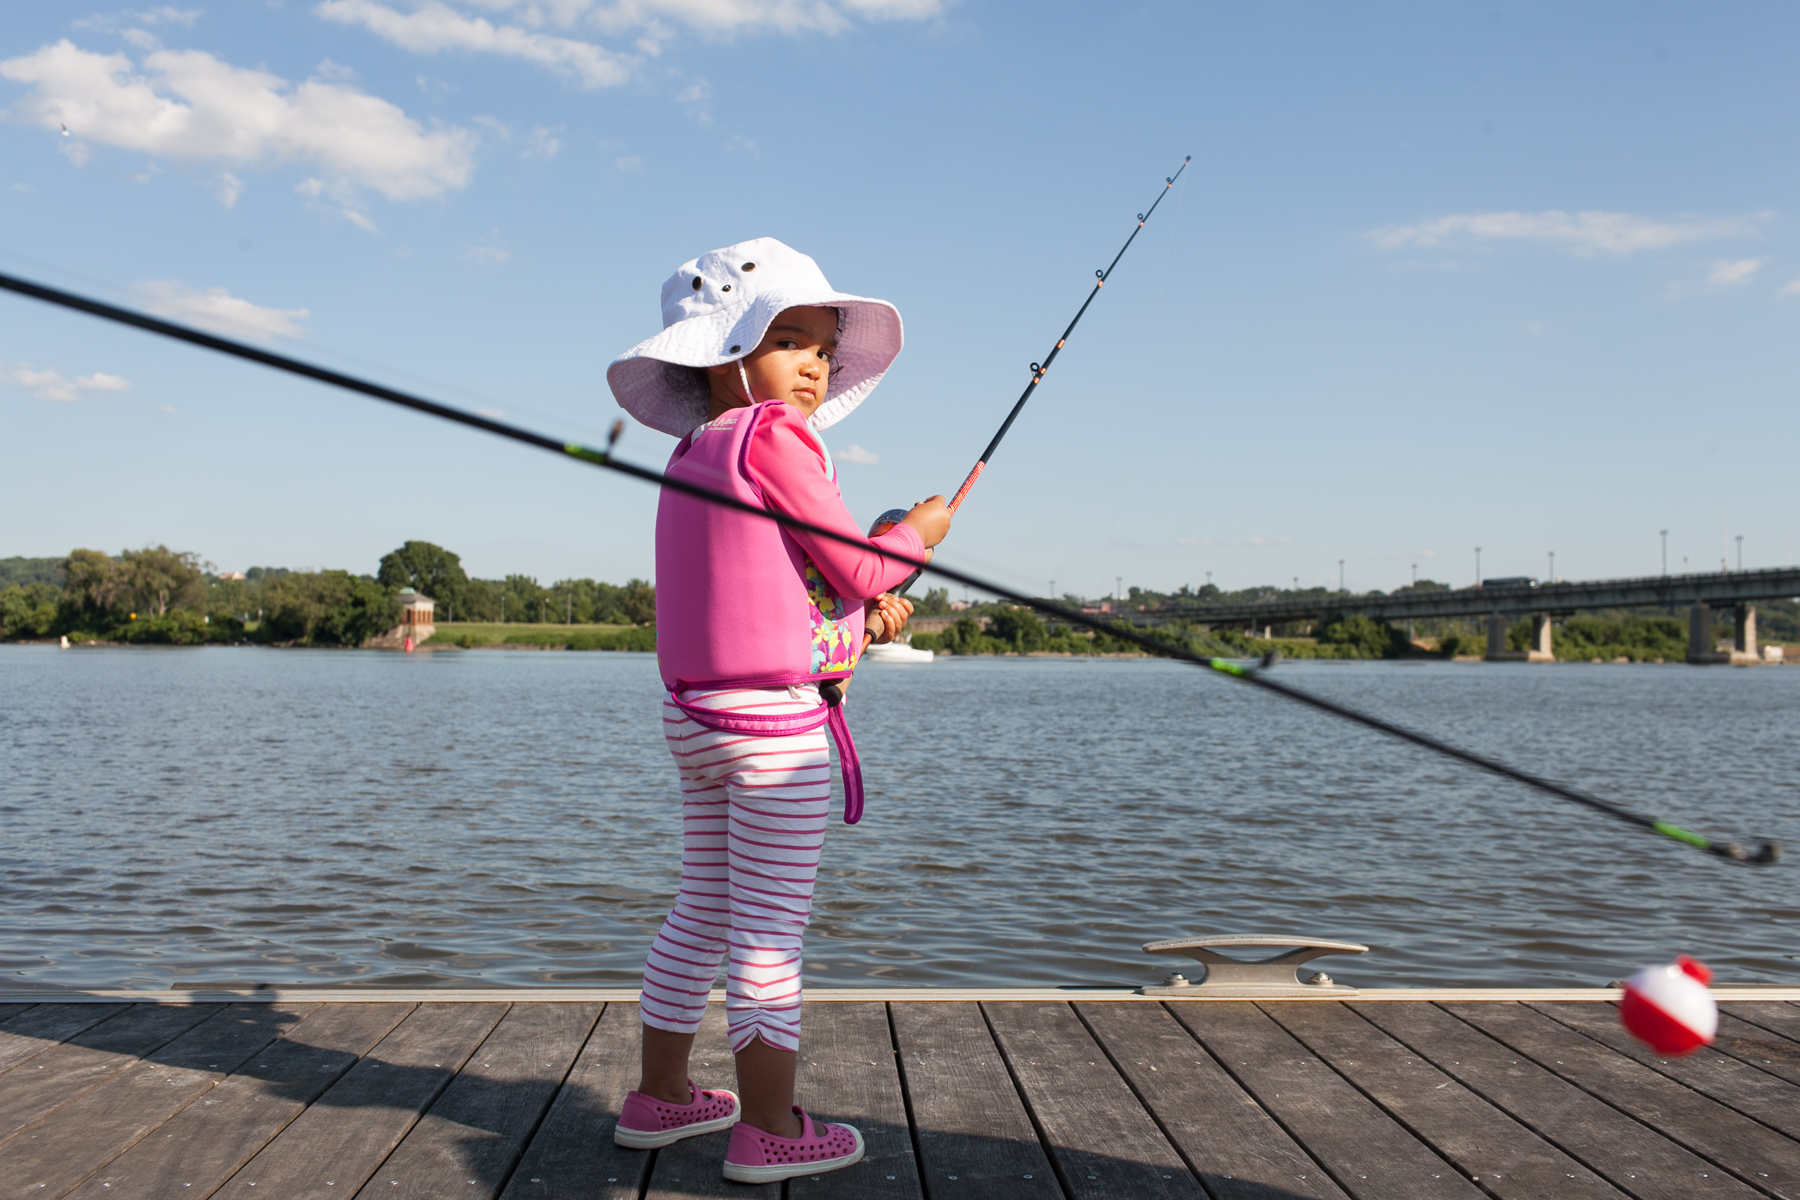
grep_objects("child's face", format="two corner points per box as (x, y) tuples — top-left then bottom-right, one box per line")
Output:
(707, 305), (837, 419)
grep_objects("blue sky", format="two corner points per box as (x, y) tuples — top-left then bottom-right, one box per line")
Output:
(4, 2), (1798, 598)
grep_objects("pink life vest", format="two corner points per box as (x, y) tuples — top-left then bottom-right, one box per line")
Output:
(655, 400), (912, 822)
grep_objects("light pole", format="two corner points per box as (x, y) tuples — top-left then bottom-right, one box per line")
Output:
(1475, 547), (1482, 587)
(1736, 535), (1744, 572)
(1116, 576), (1123, 604)
(1548, 551), (1555, 583)
(1338, 559), (1345, 593)
(1660, 529), (1669, 576)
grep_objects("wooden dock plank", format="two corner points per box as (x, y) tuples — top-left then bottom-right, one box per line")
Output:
(0, 1003), (215, 1145)
(890, 1001), (1061, 1200)
(1711, 1009), (1800, 1090)
(1265, 1002), (1627, 1199)
(0, 1004), (126, 1074)
(788, 1002), (923, 1200)
(1721, 1002), (1800, 1045)
(1076, 1001), (1348, 1200)
(1168, 1002), (1484, 1200)
(0, 1005), (34, 1026)
(643, 1005), (775, 1200)
(1355, 1001), (1763, 1200)
(355, 1002), (601, 1200)
(1529, 1001), (1800, 1141)
(498, 1003), (650, 1200)
(0, 1002), (316, 1197)
(220, 1002), (509, 1200)
(64, 1004), (414, 1200)
(983, 1001), (1202, 1200)
(1444, 1001), (1800, 1196)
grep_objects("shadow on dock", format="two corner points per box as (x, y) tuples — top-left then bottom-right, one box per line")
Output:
(1, 992), (1798, 1199)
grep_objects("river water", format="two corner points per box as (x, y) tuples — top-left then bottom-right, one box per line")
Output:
(2, 645), (1795, 991)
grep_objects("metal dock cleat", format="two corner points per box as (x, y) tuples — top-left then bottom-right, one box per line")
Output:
(1138, 934), (1369, 997)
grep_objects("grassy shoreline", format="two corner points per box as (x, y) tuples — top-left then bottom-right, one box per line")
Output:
(424, 621), (655, 651)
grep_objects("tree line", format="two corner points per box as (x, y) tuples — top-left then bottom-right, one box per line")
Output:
(0, 540), (657, 647)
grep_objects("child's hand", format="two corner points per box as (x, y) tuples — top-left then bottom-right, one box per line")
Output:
(900, 496), (952, 549)
(867, 593), (914, 644)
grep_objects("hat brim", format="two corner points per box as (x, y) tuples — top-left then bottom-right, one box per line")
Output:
(608, 287), (902, 437)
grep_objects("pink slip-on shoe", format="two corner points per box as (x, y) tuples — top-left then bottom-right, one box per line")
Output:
(613, 1081), (740, 1149)
(722, 1107), (865, 1183)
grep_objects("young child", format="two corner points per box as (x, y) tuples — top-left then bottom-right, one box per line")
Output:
(605, 237), (950, 1183)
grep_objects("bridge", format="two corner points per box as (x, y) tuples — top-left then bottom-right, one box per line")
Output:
(1115, 567), (1800, 664)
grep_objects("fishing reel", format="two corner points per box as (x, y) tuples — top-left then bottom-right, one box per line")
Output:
(868, 508), (926, 598)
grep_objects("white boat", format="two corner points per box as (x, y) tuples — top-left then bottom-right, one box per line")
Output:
(863, 636), (934, 664)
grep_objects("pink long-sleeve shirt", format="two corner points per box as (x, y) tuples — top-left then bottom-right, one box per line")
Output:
(746, 402), (923, 602)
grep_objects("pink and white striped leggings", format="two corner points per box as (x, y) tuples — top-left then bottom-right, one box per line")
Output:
(639, 686), (832, 1054)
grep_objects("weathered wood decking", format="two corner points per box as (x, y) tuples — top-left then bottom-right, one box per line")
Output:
(1, 990), (1798, 1199)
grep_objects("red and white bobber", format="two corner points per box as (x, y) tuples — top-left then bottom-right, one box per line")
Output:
(1619, 955), (1717, 1056)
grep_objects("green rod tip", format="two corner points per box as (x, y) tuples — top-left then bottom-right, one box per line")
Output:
(1652, 820), (1711, 850)
(564, 442), (607, 465)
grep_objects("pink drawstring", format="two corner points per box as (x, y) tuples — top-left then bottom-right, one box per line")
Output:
(666, 689), (866, 824)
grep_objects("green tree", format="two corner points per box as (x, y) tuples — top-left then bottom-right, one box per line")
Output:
(0, 584), (59, 638)
(261, 571), (400, 645)
(988, 607), (1048, 652)
(1318, 613), (1408, 658)
(913, 587), (951, 616)
(62, 549), (123, 618)
(118, 545), (205, 617)
(619, 578), (657, 625)
(378, 541), (469, 611)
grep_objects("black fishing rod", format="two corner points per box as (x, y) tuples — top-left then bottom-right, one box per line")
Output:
(946, 155), (1190, 514)
(867, 155), (1191, 603)
(0, 268), (1780, 867)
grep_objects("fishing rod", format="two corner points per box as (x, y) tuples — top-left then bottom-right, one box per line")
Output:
(867, 155), (1192, 605)
(945, 154), (1190, 515)
(0, 268), (1781, 867)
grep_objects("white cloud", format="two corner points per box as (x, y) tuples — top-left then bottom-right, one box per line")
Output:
(213, 170), (242, 207)
(132, 280), (311, 338)
(837, 443), (879, 464)
(1706, 257), (1762, 285)
(317, 0), (943, 85)
(614, 153), (640, 172)
(1368, 210), (1769, 256)
(521, 125), (559, 158)
(316, 0), (633, 88)
(73, 7), (203, 32)
(5, 363), (131, 402)
(0, 40), (477, 205)
(464, 241), (509, 264)
(1782, 278), (1800, 297)
(581, 0), (943, 36)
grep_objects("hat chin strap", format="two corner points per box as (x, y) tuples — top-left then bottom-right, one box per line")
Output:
(737, 361), (757, 407)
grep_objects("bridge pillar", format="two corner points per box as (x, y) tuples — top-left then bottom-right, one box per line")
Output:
(1688, 603), (1731, 664)
(1485, 612), (1528, 661)
(1734, 603), (1759, 664)
(1528, 614), (1555, 663)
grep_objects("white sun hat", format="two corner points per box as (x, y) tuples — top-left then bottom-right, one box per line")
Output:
(607, 237), (903, 437)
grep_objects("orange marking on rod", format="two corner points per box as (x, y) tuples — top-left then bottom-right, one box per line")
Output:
(947, 460), (985, 514)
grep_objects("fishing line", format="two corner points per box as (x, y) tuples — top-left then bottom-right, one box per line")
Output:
(0, 267), (1781, 868)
